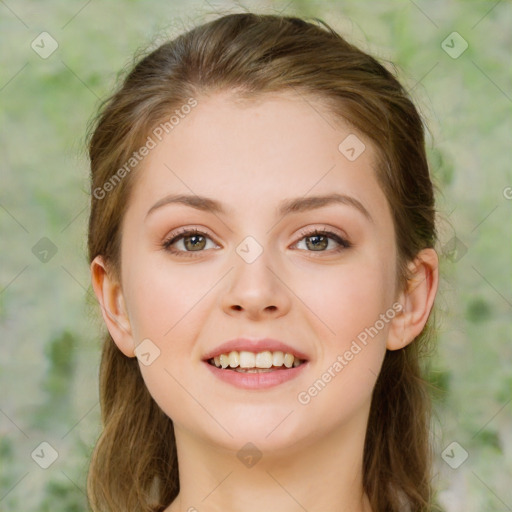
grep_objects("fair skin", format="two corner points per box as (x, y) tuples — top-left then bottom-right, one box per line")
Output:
(91, 90), (438, 512)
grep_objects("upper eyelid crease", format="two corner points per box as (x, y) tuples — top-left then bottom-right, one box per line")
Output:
(163, 227), (351, 254)
(146, 193), (373, 224)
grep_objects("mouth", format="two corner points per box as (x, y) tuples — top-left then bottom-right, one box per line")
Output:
(206, 350), (307, 373)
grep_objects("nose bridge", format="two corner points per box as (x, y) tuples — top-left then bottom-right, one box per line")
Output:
(232, 233), (278, 289)
(222, 233), (290, 315)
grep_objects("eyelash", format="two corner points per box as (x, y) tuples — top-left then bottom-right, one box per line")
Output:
(162, 227), (352, 258)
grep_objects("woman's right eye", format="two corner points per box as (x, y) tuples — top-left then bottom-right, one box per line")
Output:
(162, 228), (218, 257)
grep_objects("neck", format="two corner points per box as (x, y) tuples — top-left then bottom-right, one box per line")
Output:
(165, 413), (373, 512)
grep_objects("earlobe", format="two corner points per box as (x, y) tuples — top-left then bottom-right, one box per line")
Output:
(90, 255), (136, 357)
(386, 248), (439, 351)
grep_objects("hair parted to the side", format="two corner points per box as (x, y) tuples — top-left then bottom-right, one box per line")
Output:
(86, 11), (443, 512)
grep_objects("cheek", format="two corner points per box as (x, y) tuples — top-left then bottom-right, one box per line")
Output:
(302, 258), (394, 341)
(122, 263), (213, 424)
(295, 263), (391, 420)
(123, 260), (214, 342)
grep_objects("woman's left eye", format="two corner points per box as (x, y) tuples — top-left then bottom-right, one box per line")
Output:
(162, 227), (351, 258)
(293, 228), (352, 253)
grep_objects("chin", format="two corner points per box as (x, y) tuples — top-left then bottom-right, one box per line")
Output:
(198, 408), (312, 453)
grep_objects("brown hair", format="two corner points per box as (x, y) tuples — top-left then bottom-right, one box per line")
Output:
(86, 11), (442, 512)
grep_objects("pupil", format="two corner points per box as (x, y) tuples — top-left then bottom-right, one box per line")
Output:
(308, 235), (326, 251)
(186, 235), (205, 251)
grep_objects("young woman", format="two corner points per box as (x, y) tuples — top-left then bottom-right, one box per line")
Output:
(87, 11), (441, 512)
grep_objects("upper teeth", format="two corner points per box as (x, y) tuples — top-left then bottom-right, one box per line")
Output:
(211, 351), (302, 369)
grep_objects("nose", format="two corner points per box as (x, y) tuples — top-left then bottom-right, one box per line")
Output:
(221, 246), (292, 320)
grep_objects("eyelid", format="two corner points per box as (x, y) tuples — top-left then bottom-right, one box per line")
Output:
(296, 225), (350, 243)
(162, 225), (218, 247)
(293, 226), (352, 251)
(162, 224), (352, 259)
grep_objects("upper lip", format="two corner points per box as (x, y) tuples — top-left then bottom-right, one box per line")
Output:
(202, 337), (310, 361)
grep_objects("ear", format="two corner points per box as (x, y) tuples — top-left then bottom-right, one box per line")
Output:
(386, 248), (439, 351)
(90, 255), (136, 357)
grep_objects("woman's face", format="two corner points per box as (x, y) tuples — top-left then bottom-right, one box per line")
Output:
(115, 90), (402, 453)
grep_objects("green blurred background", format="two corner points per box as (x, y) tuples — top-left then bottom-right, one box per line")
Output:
(1, 0), (510, 510)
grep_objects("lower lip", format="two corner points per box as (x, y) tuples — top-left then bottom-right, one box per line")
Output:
(203, 361), (309, 389)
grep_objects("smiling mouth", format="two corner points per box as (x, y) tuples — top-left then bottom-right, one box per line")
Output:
(207, 350), (306, 372)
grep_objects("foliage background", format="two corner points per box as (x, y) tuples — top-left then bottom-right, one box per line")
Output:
(1, 0), (510, 510)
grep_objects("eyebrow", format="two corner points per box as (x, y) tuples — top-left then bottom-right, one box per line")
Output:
(146, 192), (373, 223)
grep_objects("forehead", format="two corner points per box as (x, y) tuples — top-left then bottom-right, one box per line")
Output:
(126, 90), (391, 227)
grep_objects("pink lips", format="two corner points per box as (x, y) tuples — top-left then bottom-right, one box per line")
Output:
(202, 337), (310, 390)
(204, 359), (309, 389)
(202, 337), (309, 361)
